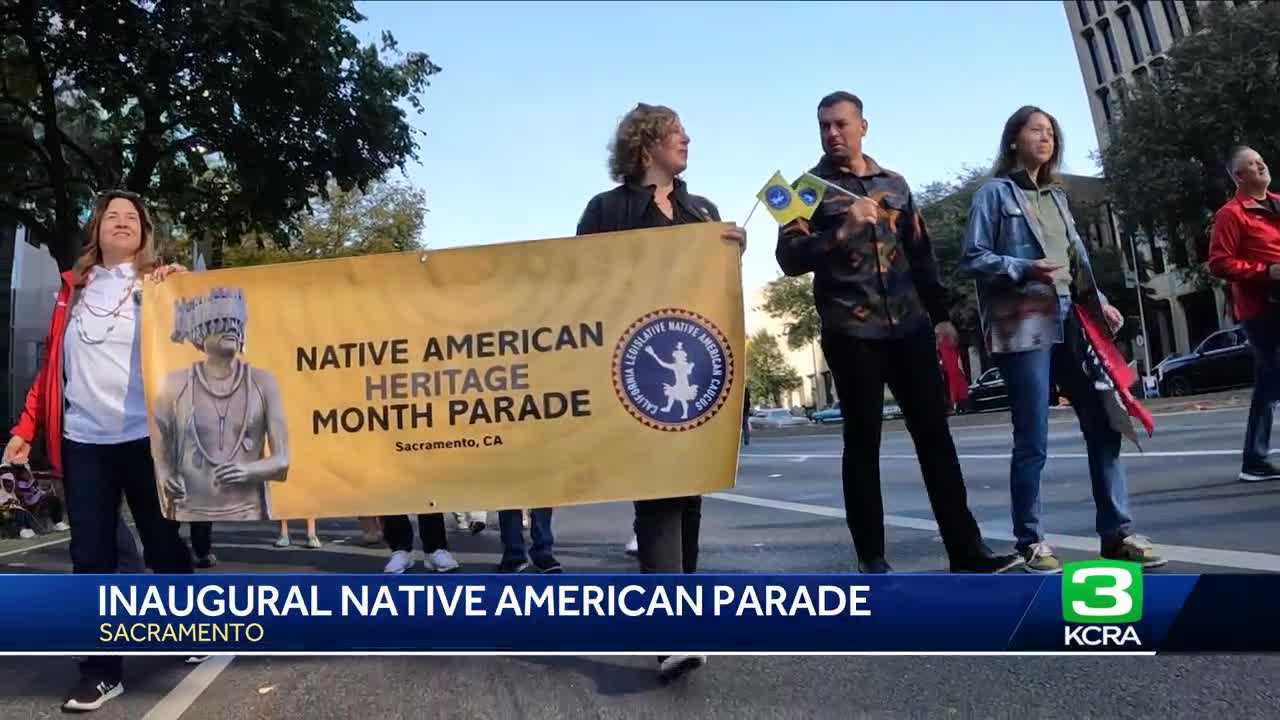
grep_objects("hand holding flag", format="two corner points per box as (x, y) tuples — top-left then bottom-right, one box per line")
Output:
(746, 170), (869, 227)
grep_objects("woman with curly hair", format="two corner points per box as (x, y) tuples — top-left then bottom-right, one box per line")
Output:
(576, 102), (745, 682)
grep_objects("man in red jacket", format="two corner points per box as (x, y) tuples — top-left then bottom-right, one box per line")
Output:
(1208, 146), (1280, 482)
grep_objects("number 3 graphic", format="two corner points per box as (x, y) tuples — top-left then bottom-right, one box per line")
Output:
(1070, 567), (1133, 618)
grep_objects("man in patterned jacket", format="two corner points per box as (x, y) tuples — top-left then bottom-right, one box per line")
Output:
(775, 91), (1020, 575)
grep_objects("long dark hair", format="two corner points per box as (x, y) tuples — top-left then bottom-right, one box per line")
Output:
(992, 105), (1063, 186)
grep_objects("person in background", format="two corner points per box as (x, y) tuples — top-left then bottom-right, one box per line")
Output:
(937, 333), (970, 415)
(276, 518), (321, 548)
(1208, 146), (1280, 483)
(776, 91), (1021, 576)
(497, 508), (560, 573)
(452, 510), (487, 534)
(380, 513), (458, 573)
(356, 515), (383, 546)
(576, 102), (746, 681)
(190, 521), (216, 567)
(742, 386), (753, 446)
(962, 105), (1165, 573)
(3, 190), (192, 712)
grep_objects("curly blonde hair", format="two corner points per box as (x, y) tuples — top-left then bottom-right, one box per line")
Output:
(608, 103), (680, 184)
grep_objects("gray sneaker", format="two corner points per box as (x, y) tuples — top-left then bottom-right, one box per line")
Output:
(1021, 543), (1062, 574)
(1102, 534), (1167, 568)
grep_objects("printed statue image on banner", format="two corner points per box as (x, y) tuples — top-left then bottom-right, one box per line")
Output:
(152, 287), (290, 521)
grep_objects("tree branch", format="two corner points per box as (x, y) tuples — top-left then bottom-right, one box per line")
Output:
(166, 134), (209, 154)
(0, 94), (37, 118)
(0, 202), (52, 240)
(0, 127), (52, 164)
(7, 182), (54, 194)
(56, 129), (107, 186)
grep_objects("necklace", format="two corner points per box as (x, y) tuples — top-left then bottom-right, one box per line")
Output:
(72, 278), (138, 344)
(192, 362), (248, 462)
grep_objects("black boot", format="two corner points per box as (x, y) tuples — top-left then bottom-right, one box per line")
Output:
(1239, 458), (1280, 483)
(857, 557), (892, 574)
(950, 541), (1024, 574)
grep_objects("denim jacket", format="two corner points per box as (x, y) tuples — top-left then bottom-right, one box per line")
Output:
(961, 177), (1107, 355)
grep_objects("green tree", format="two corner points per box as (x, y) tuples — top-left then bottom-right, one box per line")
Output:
(1099, 2), (1280, 289)
(220, 181), (426, 267)
(746, 329), (802, 408)
(760, 275), (820, 350)
(0, 0), (440, 269)
(918, 166), (990, 340)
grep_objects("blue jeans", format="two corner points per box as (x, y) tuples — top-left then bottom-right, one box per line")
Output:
(1242, 317), (1280, 466)
(993, 302), (1133, 551)
(498, 508), (554, 563)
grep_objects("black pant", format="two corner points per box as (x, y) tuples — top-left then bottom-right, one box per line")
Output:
(63, 437), (192, 683)
(190, 522), (213, 558)
(381, 513), (447, 553)
(634, 496), (701, 573)
(821, 329), (982, 563)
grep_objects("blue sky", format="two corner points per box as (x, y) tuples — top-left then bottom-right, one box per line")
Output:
(353, 1), (1099, 295)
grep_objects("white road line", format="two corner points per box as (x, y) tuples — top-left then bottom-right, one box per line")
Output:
(0, 535), (69, 559)
(800, 406), (1244, 436)
(141, 655), (235, 720)
(707, 492), (1280, 572)
(743, 449), (1253, 460)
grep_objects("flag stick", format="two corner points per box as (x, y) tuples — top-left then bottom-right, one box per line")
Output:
(804, 173), (866, 201)
(742, 198), (761, 226)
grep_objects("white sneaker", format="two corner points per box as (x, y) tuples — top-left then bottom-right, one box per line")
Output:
(383, 550), (415, 574)
(426, 549), (460, 573)
(274, 536), (290, 548)
(624, 535), (639, 556)
(305, 535), (321, 549)
(53, 521), (70, 532)
(19, 528), (36, 539)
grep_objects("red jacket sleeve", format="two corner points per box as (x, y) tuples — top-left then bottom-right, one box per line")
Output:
(1208, 206), (1270, 282)
(10, 291), (59, 443)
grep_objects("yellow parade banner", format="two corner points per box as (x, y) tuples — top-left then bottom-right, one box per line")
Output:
(140, 223), (745, 521)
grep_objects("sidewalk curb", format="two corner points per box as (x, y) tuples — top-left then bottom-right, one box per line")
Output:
(753, 393), (1252, 438)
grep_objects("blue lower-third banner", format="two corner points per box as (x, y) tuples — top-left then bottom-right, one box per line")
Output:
(0, 567), (1275, 653)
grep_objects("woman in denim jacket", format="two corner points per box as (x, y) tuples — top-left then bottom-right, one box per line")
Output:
(962, 106), (1165, 573)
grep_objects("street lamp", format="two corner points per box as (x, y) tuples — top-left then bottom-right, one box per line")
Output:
(810, 340), (821, 409)
(1109, 203), (1153, 398)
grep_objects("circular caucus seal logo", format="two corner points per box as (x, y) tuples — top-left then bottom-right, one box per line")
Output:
(613, 309), (734, 431)
(798, 187), (819, 205)
(765, 185), (792, 210)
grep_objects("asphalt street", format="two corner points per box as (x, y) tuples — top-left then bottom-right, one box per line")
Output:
(1, 396), (1278, 719)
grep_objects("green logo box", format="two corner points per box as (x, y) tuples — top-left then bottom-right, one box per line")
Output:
(1061, 560), (1143, 624)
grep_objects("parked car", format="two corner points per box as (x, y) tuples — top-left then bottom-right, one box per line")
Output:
(882, 403), (902, 420)
(750, 408), (810, 429)
(812, 403), (842, 424)
(1156, 327), (1254, 397)
(967, 367), (1010, 413)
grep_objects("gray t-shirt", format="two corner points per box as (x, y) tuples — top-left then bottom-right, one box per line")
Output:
(1013, 171), (1073, 296)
